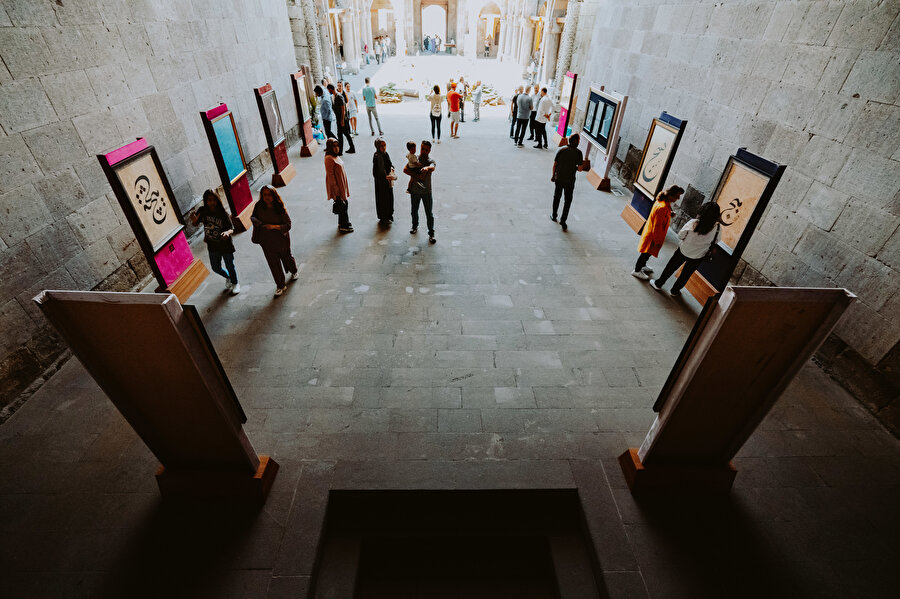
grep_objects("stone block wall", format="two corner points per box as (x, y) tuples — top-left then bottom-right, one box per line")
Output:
(0, 0), (298, 411)
(568, 0), (900, 428)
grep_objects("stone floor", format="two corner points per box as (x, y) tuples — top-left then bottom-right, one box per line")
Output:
(1, 103), (898, 599)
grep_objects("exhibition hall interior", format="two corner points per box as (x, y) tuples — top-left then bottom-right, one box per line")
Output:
(1, 1), (898, 597)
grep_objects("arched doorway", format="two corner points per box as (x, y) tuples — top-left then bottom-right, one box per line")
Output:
(477, 3), (501, 58)
(422, 5), (447, 51)
(371, 0), (396, 60)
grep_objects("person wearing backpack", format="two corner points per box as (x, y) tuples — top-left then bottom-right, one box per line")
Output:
(649, 201), (721, 297)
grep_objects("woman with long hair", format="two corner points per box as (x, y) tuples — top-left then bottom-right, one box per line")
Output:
(631, 185), (684, 280)
(650, 202), (722, 296)
(427, 84), (443, 144)
(372, 137), (395, 224)
(250, 185), (298, 297)
(191, 189), (239, 295)
(324, 137), (354, 233)
(344, 81), (359, 136)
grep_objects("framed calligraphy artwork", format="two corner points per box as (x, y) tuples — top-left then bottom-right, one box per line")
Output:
(710, 157), (771, 253)
(112, 149), (182, 251)
(635, 118), (679, 200)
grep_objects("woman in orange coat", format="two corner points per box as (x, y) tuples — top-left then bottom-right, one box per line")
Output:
(632, 185), (684, 280)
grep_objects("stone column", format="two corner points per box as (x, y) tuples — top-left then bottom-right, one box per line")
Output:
(541, 24), (561, 85)
(302, 0), (325, 82)
(498, 17), (508, 59)
(553, 0), (579, 102)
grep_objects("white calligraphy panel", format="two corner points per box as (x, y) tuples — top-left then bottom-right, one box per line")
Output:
(635, 118), (679, 200)
(114, 152), (181, 250)
(713, 158), (770, 252)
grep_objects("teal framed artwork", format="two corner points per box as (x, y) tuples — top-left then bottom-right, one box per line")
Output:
(212, 113), (246, 184)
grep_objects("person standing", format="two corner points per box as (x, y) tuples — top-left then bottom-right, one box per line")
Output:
(527, 85), (540, 142)
(427, 85), (444, 143)
(510, 86), (521, 139)
(344, 81), (359, 136)
(315, 85), (335, 139)
(324, 138), (354, 233)
(372, 138), (395, 224)
(458, 77), (468, 122)
(361, 78), (384, 136)
(631, 185), (684, 279)
(550, 133), (590, 231)
(471, 80), (483, 121)
(447, 83), (462, 139)
(484, 35), (491, 57)
(405, 140), (437, 244)
(649, 202), (721, 296)
(329, 83), (355, 155)
(514, 87), (533, 147)
(533, 87), (552, 149)
(251, 185), (299, 297)
(191, 189), (240, 295)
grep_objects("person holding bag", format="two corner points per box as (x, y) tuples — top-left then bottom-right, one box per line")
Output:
(251, 185), (298, 297)
(324, 137), (354, 233)
(649, 202), (721, 296)
(372, 138), (395, 224)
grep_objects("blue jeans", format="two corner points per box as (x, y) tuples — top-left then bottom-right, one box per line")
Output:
(208, 248), (237, 284)
(410, 193), (434, 235)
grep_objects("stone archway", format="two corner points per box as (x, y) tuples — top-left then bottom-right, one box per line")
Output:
(413, 0), (458, 53)
(476, 3), (501, 58)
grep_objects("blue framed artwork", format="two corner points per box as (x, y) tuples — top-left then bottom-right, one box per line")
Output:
(212, 113), (246, 184)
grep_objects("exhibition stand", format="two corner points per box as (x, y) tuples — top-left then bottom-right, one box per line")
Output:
(291, 66), (319, 157)
(200, 103), (256, 231)
(254, 83), (296, 186)
(580, 85), (628, 192)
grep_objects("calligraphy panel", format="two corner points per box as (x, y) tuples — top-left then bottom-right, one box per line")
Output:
(712, 157), (770, 252)
(262, 90), (285, 144)
(114, 152), (181, 251)
(635, 118), (679, 200)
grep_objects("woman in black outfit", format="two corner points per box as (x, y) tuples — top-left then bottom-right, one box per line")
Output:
(372, 138), (395, 223)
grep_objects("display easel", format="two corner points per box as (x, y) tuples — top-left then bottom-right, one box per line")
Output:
(35, 291), (279, 501)
(254, 83), (296, 186)
(619, 286), (854, 493)
(97, 138), (208, 303)
(292, 66), (318, 157)
(200, 103), (256, 231)
(550, 71), (577, 147)
(580, 86), (628, 192)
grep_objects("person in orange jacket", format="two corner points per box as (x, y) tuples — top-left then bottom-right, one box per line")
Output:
(631, 185), (684, 280)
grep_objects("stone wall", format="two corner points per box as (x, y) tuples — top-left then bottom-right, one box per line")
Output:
(568, 0), (900, 427)
(0, 0), (298, 410)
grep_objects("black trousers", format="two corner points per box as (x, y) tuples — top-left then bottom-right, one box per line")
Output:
(552, 181), (575, 223)
(322, 119), (334, 139)
(656, 248), (702, 291)
(337, 121), (355, 154)
(430, 114), (442, 139)
(460, 101), (465, 121)
(514, 118), (529, 144)
(534, 122), (547, 147)
(528, 111), (537, 138)
(510, 112), (517, 137)
(635, 253), (652, 272)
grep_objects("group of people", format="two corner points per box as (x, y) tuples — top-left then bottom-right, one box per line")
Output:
(424, 78), (483, 143)
(510, 85), (553, 149)
(367, 36), (392, 64)
(316, 77), (385, 141)
(423, 34), (442, 53)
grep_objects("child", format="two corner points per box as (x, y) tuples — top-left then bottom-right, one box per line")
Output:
(650, 202), (721, 296)
(631, 185), (684, 280)
(405, 141), (421, 194)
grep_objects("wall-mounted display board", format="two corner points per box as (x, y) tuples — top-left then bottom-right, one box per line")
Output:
(254, 83), (296, 186)
(553, 71), (577, 144)
(97, 138), (208, 302)
(619, 286), (854, 493)
(621, 112), (688, 233)
(35, 290), (279, 501)
(681, 148), (785, 305)
(581, 86), (628, 192)
(291, 66), (318, 158)
(200, 103), (255, 231)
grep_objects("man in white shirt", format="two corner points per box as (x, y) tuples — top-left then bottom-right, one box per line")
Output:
(528, 85), (541, 142)
(533, 87), (553, 149)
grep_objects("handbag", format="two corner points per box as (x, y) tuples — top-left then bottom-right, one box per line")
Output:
(704, 225), (721, 261)
(332, 198), (347, 214)
(251, 224), (261, 244)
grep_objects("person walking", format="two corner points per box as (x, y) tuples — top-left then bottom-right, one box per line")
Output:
(448, 83), (462, 139)
(533, 87), (552, 149)
(251, 185), (299, 297)
(514, 87), (533, 147)
(405, 140), (437, 244)
(344, 81), (359, 136)
(472, 80), (483, 121)
(550, 133), (590, 231)
(649, 202), (721, 296)
(458, 77), (468, 122)
(631, 185), (684, 279)
(372, 138), (395, 224)
(315, 85), (335, 139)
(191, 189), (240, 295)
(510, 86), (522, 139)
(324, 138), (354, 233)
(329, 83), (355, 155)
(527, 85), (540, 142)
(362, 77), (384, 136)
(427, 84), (444, 143)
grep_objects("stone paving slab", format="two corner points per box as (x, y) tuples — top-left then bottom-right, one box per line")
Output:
(0, 103), (898, 598)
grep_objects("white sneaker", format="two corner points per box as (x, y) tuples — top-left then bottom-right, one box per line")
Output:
(649, 279), (662, 291)
(641, 266), (654, 275)
(224, 279), (233, 291)
(290, 271), (300, 281)
(274, 286), (285, 297)
(230, 283), (241, 295)
(631, 270), (650, 281)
